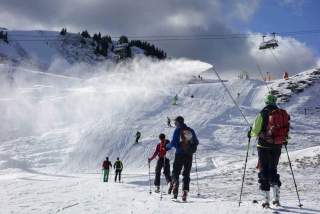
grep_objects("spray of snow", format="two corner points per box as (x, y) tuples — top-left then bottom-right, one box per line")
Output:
(0, 57), (211, 171)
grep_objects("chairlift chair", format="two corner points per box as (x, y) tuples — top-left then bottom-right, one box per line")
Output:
(259, 33), (279, 50)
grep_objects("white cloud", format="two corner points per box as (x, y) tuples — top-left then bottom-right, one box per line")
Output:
(227, 0), (260, 22)
(247, 33), (317, 77)
(165, 10), (207, 29)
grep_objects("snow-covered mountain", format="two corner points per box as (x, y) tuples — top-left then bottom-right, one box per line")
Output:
(0, 29), (158, 70)
(0, 58), (320, 213)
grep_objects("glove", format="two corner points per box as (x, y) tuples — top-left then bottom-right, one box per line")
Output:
(247, 126), (252, 139)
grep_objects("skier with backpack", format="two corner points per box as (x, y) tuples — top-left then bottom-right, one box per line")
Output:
(102, 157), (112, 182)
(148, 133), (173, 193)
(249, 94), (290, 208)
(114, 157), (123, 183)
(166, 116), (199, 202)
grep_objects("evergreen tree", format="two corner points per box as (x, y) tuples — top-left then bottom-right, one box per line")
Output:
(129, 40), (166, 59)
(119, 35), (129, 44)
(60, 28), (67, 36)
(81, 30), (91, 38)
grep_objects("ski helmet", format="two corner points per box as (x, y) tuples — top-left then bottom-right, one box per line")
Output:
(264, 94), (277, 105)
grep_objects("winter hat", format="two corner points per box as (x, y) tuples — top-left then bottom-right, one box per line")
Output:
(264, 94), (277, 105)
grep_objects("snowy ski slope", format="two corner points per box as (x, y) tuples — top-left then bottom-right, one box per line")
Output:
(0, 58), (320, 213)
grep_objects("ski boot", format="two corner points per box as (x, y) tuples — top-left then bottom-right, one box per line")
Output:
(154, 186), (160, 193)
(168, 182), (173, 194)
(272, 200), (280, 206)
(262, 202), (270, 208)
(182, 190), (188, 202)
(261, 191), (270, 209)
(172, 184), (178, 200)
(272, 185), (280, 206)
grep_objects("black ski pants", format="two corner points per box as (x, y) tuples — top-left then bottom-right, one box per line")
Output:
(172, 153), (193, 194)
(154, 157), (172, 186)
(258, 147), (282, 191)
(115, 169), (122, 182)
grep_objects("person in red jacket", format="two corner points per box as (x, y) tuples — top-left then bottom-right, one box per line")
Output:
(102, 157), (112, 182)
(148, 133), (173, 193)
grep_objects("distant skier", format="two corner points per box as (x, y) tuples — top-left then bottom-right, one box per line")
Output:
(167, 117), (172, 127)
(102, 157), (112, 182)
(172, 94), (178, 105)
(166, 116), (199, 202)
(148, 133), (173, 193)
(249, 94), (290, 208)
(114, 157), (123, 183)
(135, 131), (141, 144)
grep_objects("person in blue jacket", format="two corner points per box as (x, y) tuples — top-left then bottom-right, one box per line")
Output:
(166, 116), (199, 201)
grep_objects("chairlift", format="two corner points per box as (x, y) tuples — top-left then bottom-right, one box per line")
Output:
(259, 33), (279, 50)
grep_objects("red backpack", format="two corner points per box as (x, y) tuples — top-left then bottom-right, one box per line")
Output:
(266, 109), (290, 144)
(159, 140), (169, 157)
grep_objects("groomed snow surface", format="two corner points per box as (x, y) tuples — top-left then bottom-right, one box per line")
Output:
(0, 58), (320, 213)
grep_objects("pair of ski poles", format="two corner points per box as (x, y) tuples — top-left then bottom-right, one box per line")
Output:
(211, 66), (302, 208)
(147, 156), (167, 200)
(238, 136), (302, 208)
(147, 153), (201, 199)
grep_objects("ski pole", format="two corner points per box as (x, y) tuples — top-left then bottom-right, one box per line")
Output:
(101, 169), (104, 182)
(148, 161), (152, 195)
(285, 145), (303, 208)
(239, 128), (252, 207)
(194, 153), (200, 197)
(160, 157), (165, 201)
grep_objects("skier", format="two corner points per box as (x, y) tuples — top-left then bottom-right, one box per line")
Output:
(166, 116), (199, 202)
(249, 94), (290, 208)
(148, 133), (173, 193)
(172, 94), (178, 105)
(167, 117), (172, 127)
(102, 157), (112, 182)
(114, 157), (123, 183)
(135, 131), (141, 144)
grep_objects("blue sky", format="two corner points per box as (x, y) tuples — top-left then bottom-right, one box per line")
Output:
(241, 0), (320, 55)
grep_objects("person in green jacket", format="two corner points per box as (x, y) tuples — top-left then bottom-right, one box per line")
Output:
(250, 94), (289, 208)
(114, 157), (123, 182)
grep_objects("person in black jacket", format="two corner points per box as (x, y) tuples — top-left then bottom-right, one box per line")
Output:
(114, 157), (123, 182)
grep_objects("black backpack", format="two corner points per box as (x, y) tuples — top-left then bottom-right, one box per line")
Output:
(180, 127), (199, 154)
